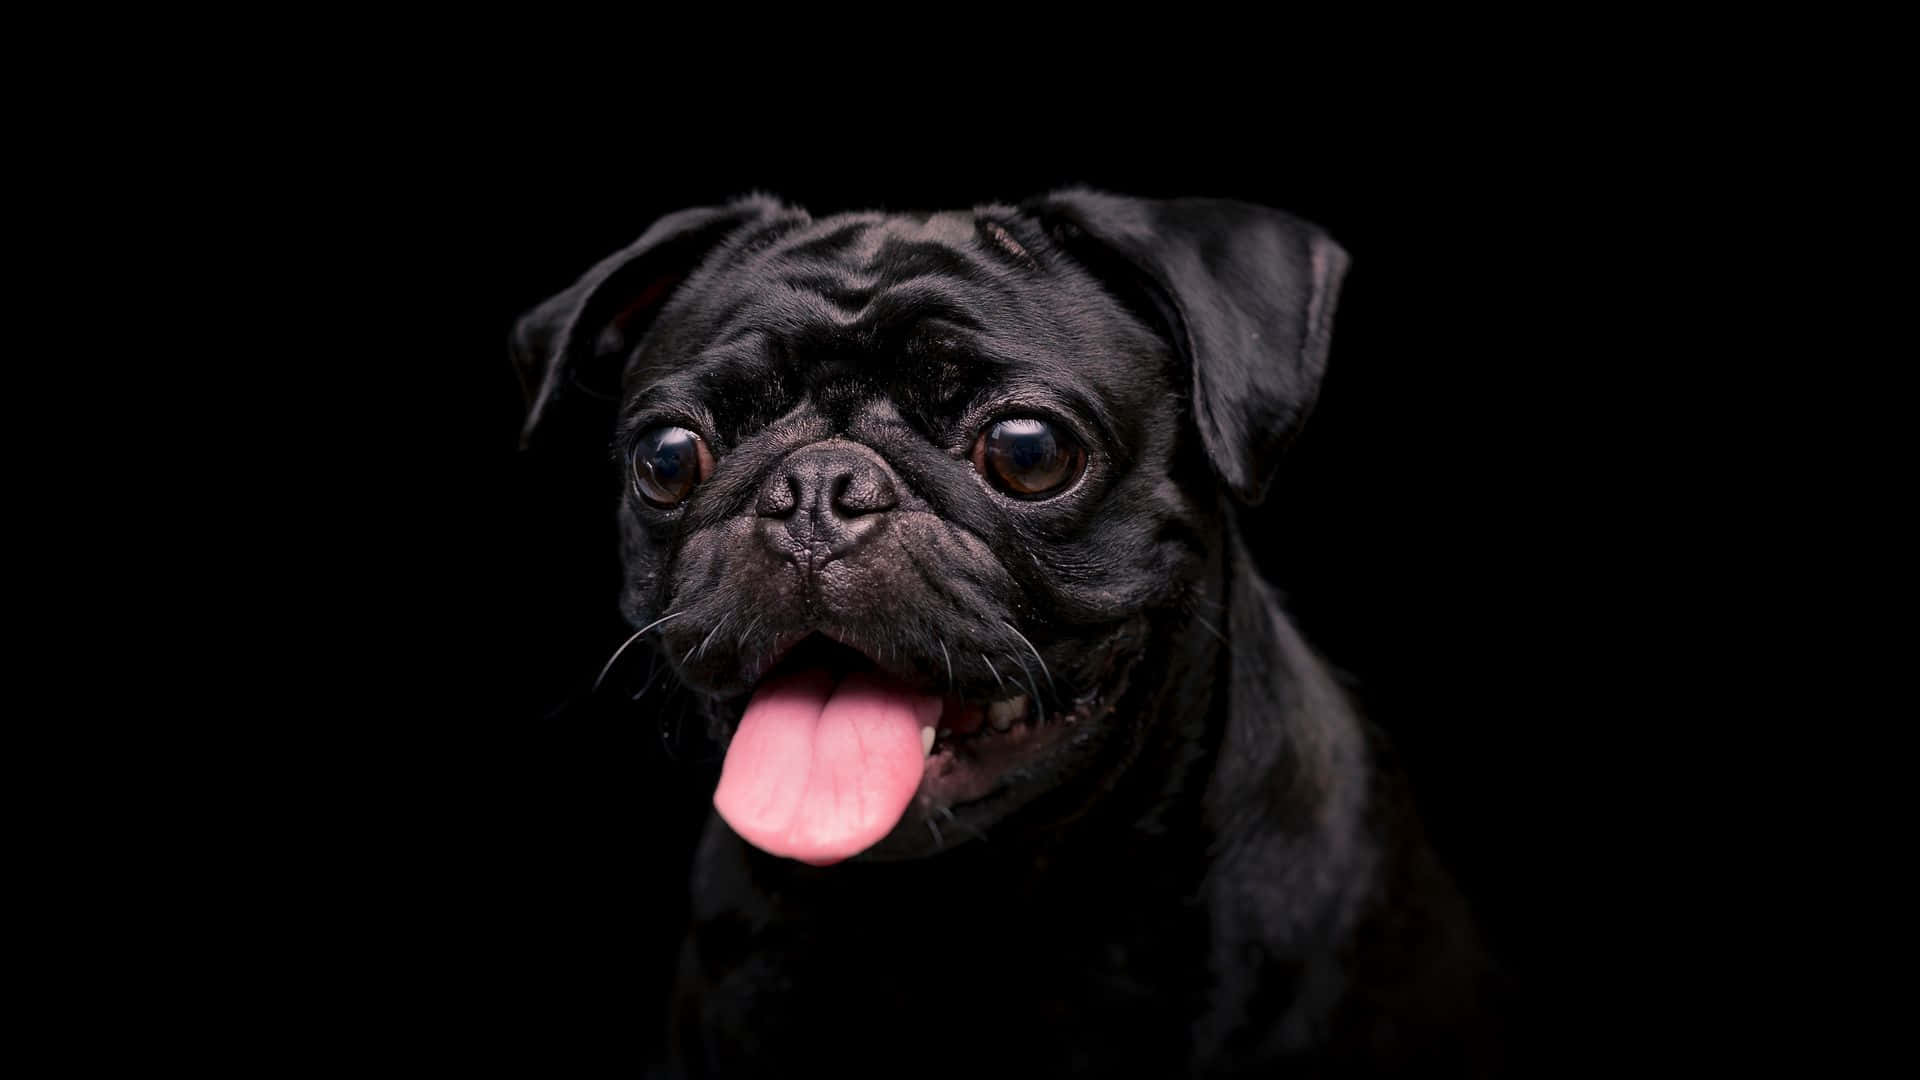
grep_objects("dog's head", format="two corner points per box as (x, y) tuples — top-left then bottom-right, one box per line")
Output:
(513, 190), (1347, 865)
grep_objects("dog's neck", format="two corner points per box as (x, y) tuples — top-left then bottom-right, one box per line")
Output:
(1204, 524), (1374, 857)
(1065, 526), (1376, 903)
(1205, 523), (1377, 893)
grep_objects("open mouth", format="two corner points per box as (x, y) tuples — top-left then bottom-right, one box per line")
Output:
(921, 658), (1120, 809)
(708, 630), (1136, 866)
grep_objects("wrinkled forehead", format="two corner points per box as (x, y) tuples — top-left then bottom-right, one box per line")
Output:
(621, 208), (1173, 442)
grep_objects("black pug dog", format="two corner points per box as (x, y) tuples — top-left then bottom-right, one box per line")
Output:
(512, 190), (1497, 1076)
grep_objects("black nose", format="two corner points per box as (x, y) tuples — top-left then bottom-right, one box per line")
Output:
(758, 439), (899, 563)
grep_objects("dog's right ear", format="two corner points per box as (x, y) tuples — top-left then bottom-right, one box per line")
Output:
(510, 196), (791, 449)
(1025, 189), (1349, 506)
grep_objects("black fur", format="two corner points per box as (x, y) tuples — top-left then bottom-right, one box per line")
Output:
(513, 191), (1497, 1076)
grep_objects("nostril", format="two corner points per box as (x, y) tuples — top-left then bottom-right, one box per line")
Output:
(758, 470), (802, 518)
(831, 466), (896, 518)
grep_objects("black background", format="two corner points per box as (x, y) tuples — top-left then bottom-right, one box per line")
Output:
(317, 93), (1665, 1071)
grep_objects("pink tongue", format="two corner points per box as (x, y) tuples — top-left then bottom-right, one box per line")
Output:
(714, 667), (942, 865)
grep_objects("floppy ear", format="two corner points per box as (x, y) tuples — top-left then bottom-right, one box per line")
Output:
(1026, 189), (1350, 505)
(510, 196), (790, 449)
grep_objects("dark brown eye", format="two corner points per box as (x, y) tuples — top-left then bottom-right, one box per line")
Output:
(972, 418), (1086, 498)
(630, 426), (713, 507)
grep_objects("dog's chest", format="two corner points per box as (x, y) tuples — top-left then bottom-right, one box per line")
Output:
(678, 838), (1213, 1075)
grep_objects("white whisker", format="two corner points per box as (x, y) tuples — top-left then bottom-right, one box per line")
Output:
(982, 654), (1006, 695)
(593, 610), (685, 693)
(696, 613), (731, 661)
(1001, 619), (1058, 701)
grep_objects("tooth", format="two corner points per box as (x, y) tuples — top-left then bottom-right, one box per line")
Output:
(988, 696), (1028, 732)
(921, 726), (936, 756)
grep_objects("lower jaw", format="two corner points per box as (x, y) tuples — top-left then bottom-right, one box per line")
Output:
(851, 719), (1101, 862)
(918, 713), (1081, 806)
(874, 639), (1146, 858)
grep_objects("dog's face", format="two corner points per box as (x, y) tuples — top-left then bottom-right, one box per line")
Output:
(513, 191), (1347, 865)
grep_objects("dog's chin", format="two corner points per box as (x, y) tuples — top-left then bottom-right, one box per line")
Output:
(693, 621), (1149, 863)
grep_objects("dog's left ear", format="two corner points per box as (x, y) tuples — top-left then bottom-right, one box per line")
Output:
(1027, 190), (1350, 505)
(510, 196), (791, 449)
